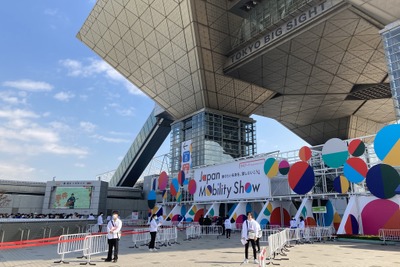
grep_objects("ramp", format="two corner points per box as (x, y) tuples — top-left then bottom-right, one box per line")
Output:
(109, 108), (173, 187)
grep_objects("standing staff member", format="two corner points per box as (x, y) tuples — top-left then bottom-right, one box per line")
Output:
(97, 212), (104, 233)
(105, 211), (122, 263)
(149, 214), (161, 251)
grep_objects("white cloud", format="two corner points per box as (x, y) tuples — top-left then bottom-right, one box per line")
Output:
(0, 91), (26, 105)
(80, 121), (96, 133)
(106, 103), (135, 117)
(59, 58), (145, 96)
(2, 79), (53, 92)
(91, 134), (130, 143)
(54, 91), (75, 102)
(44, 8), (58, 16)
(0, 108), (88, 157)
(74, 163), (85, 168)
(0, 162), (36, 180)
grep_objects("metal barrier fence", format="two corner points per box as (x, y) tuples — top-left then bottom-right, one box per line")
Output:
(158, 227), (178, 246)
(200, 225), (223, 238)
(130, 228), (150, 248)
(379, 229), (400, 245)
(185, 225), (202, 240)
(54, 233), (90, 263)
(81, 234), (108, 265)
(259, 229), (280, 243)
(263, 226), (336, 265)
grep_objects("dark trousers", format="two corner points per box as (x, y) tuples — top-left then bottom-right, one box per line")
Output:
(226, 229), (231, 238)
(98, 225), (102, 233)
(245, 239), (256, 260)
(222, 225), (225, 235)
(107, 238), (119, 260)
(149, 231), (157, 249)
(256, 238), (260, 251)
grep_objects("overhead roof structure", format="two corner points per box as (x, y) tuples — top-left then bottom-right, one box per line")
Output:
(78, 0), (400, 146)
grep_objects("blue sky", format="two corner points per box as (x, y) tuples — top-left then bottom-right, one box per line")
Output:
(0, 0), (307, 183)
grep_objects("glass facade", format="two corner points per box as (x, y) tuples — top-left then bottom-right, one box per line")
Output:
(170, 111), (256, 174)
(232, 0), (317, 48)
(381, 20), (400, 121)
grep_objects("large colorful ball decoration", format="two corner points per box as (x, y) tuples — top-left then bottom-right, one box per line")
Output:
(366, 164), (400, 199)
(158, 171), (168, 191)
(170, 178), (179, 197)
(299, 146), (312, 162)
(374, 124), (400, 166)
(343, 158), (368, 183)
(278, 160), (290, 175)
(344, 214), (359, 234)
(188, 179), (197, 195)
(288, 161), (315, 195)
(348, 139), (365, 157)
(333, 175), (350, 193)
(322, 138), (348, 168)
(178, 170), (185, 186)
(264, 158), (278, 178)
(361, 199), (400, 235)
(147, 190), (156, 209)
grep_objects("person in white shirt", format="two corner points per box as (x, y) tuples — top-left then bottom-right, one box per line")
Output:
(105, 211), (122, 263)
(241, 212), (259, 264)
(97, 212), (104, 232)
(88, 213), (95, 220)
(224, 216), (232, 239)
(290, 216), (298, 228)
(149, 214), (161, 251)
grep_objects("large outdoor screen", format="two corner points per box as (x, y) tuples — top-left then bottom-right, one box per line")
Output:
(52, 186), (92, 209)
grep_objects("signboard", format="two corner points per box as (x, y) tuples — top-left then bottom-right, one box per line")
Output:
(181, 140), (192, 179)
(194, 157), (271, 201)
(224, 0), (342, 70)
(312, 206), (327, 213)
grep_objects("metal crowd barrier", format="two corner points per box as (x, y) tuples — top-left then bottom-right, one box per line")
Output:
(200, 225), (223, 238)
(157, 227), (179, 246)
(379, 229), (400, 245)
(130, 228), (150, 248)
(54, 233), (90, 263)
(81, 234), (108, 265)
(259, 229), (279, 243)
(185, 225), (202, 240)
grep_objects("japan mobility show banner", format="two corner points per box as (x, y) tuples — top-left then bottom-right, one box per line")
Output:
(194, 157), (270, 201)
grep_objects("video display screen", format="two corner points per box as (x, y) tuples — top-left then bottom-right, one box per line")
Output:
(52, 186), (92, 209)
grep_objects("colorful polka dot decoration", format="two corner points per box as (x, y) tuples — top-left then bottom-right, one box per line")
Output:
(374, 124), (400, 166)
(348, 139), (365, 157)
(288, 161), (315, 195)
(299, 146), (312, 162)
(322, 138), (348, 168)
(263, 202), (273, 216)
(170, 178), (179, 197)
(147, 190), (156, 209)
(366, 164), (400, 199)
(333, 213), (341, 231)
(344, 214), (359, 234)
(333, 175), (349, 193)
(162, 190), (167, 199)
(158, 171), (168, 191)
(188, 179), (196, 195)
(178, 170), (185, 186)
(278, 160), (290, 175)
(264, 158), (278, 178)
(343, 158), (368, 183)
(176, 191), (182, 202)
(361, 199), (400, 235)
(270, 207), (290, 227)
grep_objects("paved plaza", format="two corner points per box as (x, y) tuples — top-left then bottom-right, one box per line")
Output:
(0, 231), (399, 267)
